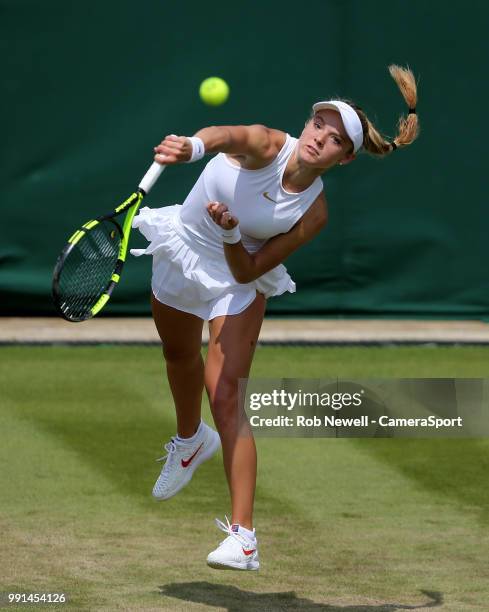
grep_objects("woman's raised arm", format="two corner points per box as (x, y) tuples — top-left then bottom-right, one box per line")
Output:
(154, 125), (284, 165)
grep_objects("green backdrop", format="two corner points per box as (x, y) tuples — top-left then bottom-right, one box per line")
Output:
(1, 0), (487, 317)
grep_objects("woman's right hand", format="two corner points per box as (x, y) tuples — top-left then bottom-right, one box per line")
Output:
(154, 135), (193, 164)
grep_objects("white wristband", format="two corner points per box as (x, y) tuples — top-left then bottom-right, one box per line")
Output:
(186, 136), (205, 162)
(222, 225), (241, 244)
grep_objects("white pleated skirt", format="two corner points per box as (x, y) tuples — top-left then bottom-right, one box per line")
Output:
(130, 204), (296, 320)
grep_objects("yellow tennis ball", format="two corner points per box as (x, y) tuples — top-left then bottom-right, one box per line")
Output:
(199, 77), (229, 106)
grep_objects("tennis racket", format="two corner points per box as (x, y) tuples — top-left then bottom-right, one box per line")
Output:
(52, 161), (165, 322)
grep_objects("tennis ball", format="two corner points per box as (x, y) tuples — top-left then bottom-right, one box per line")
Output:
(199, 77), (229, 106)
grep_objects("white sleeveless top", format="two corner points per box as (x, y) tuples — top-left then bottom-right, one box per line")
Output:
(131, 134), (324, 319)
(179, 134), (323, 253)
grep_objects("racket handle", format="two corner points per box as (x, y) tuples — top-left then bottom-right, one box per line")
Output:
(138, 162), (166, 194)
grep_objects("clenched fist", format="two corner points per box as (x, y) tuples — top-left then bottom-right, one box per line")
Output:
(206, 202), (239, 230)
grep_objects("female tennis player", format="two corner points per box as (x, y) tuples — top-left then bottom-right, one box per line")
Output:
(131, 64), (419, 571)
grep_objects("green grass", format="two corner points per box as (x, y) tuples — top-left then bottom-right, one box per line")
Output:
(1, 346), (489, 610)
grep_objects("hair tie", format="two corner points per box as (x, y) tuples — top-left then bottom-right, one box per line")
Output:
(408, 108), (417, 114)
(391, 141), (398, 151)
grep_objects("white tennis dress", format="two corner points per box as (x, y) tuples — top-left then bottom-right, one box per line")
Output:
(130, 134), (323, 320)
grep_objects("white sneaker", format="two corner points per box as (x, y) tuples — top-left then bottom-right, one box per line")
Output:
(207, 515), (259, 571)
(152, 421), (220, 501)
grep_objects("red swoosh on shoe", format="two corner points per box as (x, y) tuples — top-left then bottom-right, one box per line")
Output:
(242, 548), (256, 556)
(181, 442), (204, 468)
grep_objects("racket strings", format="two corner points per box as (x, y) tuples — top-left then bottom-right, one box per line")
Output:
(57, 221), (121, 320)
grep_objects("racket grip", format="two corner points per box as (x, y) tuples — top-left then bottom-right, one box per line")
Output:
(138, 162), (166, 194)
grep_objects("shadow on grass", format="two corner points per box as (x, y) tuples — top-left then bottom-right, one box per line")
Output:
(159, 582), (442, 611)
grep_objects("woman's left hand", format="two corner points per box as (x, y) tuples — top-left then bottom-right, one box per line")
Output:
(206, 202), (239, 230)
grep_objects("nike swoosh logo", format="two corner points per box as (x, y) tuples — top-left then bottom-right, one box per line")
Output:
(262, 191), (277, 203)
(181, 442), (204, 468)
(242, 548), (256, 556)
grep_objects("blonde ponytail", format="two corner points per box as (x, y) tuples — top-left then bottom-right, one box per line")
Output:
(343, 65), (420, 157)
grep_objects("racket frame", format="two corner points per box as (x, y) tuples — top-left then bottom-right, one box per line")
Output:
(52, 161), (166, 322)
(52, 191), (143, 322)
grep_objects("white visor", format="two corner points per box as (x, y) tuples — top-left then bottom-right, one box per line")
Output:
(312, 100), (363, 153)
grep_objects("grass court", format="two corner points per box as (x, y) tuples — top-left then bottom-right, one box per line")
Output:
(1, 345), (488, 610)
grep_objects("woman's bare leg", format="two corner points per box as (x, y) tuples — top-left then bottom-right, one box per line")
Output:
(151, 294), (205, 438)
(204, 292), (266, 530)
